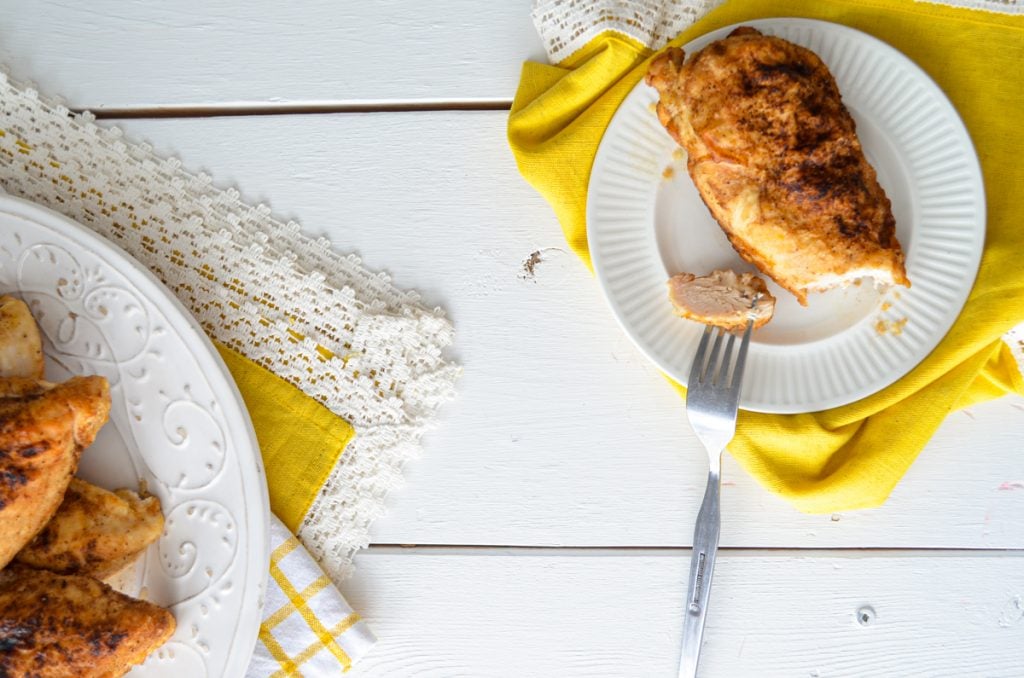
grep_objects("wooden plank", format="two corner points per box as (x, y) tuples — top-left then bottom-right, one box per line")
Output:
(109, 112), (1024, 549)
(0, 0), (545, 110)
(344, 548), (1024, 677)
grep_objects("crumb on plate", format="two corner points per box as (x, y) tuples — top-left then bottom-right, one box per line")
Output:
(875, 316), (909, 336)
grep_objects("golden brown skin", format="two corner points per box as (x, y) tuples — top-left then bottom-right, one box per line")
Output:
(645, 28), (909, 305)
(15, 478), (164, 578)
(0, 376), (111, 569)
(0, 568), (175, 677)
(0, 300), (161, 579)
(0, 296), (44, 381)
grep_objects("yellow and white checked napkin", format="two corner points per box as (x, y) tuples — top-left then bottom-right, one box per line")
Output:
(246, 515), (377, 676)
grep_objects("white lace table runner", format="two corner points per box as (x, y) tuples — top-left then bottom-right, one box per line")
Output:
(532, 0), (1023, 63)
(0, 72), (459, 581)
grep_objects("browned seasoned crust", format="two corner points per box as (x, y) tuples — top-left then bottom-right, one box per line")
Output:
(0, 568), (175, 677)
(0, 296), (45, 380)
(15, 478), (164, 578)
(645, 27), (909, 305)
(0, 376), (111, 569)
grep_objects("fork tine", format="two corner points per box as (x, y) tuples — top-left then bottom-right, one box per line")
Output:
(712, 332), (737, 385)
(688, 324), (714, 385)
(702, 327), (726, 383)
(729, 318), (755, 393)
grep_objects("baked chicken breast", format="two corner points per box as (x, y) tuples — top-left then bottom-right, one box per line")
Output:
(0, 568), (175, 677)
(0, 296), (44, 381)
(15, 478), (164, 579)
(1, 297), (161, 579)
(667, 270), (775, 331)
(646, 27), (909, 305)
(0, 376), (111, 569)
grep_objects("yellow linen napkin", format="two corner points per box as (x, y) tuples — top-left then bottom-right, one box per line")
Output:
(217, 343), (355, 533)
(508, 0), (1024, 512)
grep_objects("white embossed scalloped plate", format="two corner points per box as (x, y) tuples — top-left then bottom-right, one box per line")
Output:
(587, 18), (985, 413)
(0, 195), (269, 676)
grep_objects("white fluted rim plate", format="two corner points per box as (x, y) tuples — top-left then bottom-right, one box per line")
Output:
(0, 195), (269, 676)
(587, 18), (985, 413)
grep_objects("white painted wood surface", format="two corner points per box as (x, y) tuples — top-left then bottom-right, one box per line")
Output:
(111, 113), (1024, 549)
(345, 549), (1024, 677)
(5, 1), (1024, 675)
(0, 0), (545, 110)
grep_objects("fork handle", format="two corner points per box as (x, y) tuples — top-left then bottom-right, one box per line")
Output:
(679, 462), (721, 678)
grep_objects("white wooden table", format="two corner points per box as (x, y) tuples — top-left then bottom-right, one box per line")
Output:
(3, 3), (1023, 675)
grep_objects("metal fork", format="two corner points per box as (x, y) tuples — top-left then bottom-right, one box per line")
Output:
(678, 318), (755, 678)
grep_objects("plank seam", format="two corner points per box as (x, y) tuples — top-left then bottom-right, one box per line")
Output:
(87, 101), (513, 120)
(363, 544), (1024, 555)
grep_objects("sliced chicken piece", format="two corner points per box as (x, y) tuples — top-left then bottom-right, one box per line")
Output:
(0, 568), (175, 677)
(667, 270), (776, 331)
(0, 376), (111, 569)
(0, 295), (44, 380)
(15, 478), (164, 579)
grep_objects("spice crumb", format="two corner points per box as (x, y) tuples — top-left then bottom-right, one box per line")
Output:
(875, 316), (909, 336)
(521, 250), (543, 279)
(662, 165), (674, 179)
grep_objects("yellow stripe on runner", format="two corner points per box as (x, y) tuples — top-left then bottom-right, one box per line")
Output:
(330, 612), (362, 638)
(262, 575), (333, 632)
(259, 622), (301, 677)
(270, 536), (302, 566)
(269, 559), (353, 672)
(270, 613), (363, 677)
